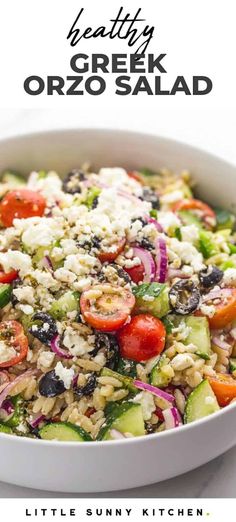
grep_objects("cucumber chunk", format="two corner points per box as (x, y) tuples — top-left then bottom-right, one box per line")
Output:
(101, 367), (137, 393)
(0, 423), (13, 434)
(184, 379), (220, 424)
(39, 422), (92, 442)
(97, 402), (145, 440)
(229, 358), (236, 375)
(1, 170), (26, 187)
(50, 291), (80, 320)
(133, 283), (170, 318)
(184, 316), (211, 358)
(0, 284), (12, 309)
(3, 395), (24, 428)
(150, 354), (171, 388)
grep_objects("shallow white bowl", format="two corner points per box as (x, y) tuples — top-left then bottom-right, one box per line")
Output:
(0, 129), (236, 493)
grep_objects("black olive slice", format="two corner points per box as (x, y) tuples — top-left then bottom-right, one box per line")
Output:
(62, 169), (86, 194)
(39, 370), (66, 397)
(74, 373), (97, 398)
(199, 265), (223, 289)
(90, 332), (119, 370)
(29, 312), (58, 345)
(169, 280), (200, 315)
(140, 188), (160, 210)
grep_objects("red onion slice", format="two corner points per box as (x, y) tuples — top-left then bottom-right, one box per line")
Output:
(163, 407), (182, 430)
(0, 369), (37, 410)
(29, 413), (46, 429)
(155, 237), (168, 283)
(202, 288), (232, 303)
(167, 268), (190, 280)
(0, 399), (14, 416)
(212, 336), (231, 351)
(132, 246), (156, 283)
(42, 256), (53, 271)
(133, 380), (175, 403)
(147, 217), (163, 233)
(110, 429), (127, 440)
(50, 335), (73, 360)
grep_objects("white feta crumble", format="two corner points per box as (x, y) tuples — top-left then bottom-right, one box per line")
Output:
(64, 253), (98, 276)
(171, 354), (194, 371)
(200, 303), (216, 318)
(157, 211), (181, 233)
(132, 391), (156, 421)
(223, 268), (236, 287)
(0, 250), (32, 277)
(181, 225), (199, 244)
(54, 268), (77, 284)
(0, 341), (16, 363)
(13, 285), (35, 305)
(32, 269), (59, 289)
(160, 190), (184, 206)
(37, 351), (55, 369)
(168, 238), (204, 272)
(63, 327), (94, 356)
(18, 304), (34, 315)
(21, 219), (64, 250)
(54, 362), (74, 390)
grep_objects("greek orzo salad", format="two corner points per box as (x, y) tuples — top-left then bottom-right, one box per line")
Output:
(0, 165), (235, 442)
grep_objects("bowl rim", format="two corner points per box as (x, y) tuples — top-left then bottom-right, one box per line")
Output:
(0, 127), (235, 448)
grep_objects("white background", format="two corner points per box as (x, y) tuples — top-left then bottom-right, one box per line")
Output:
(0, 0), (236, 500)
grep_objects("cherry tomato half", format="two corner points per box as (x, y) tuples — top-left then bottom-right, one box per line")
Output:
(0, 269), (18, 284)
(98, 238), (126, 263)
(0, 189), (46, 227)
(117, 314), (166, 362)
(125, 262), (145, 284)
(0, 320), (29, 368)
(198, 288), (236, 329)
(208, 374), (236, 406)
(173, 198), (216, 226)
(80, 284), (135, 332)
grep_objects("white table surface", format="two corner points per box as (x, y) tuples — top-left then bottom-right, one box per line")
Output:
(0, 108), (235, 498)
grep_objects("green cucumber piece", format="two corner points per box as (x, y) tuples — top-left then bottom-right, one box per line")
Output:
(229, 358), (236, 375)
(215, 207), (235, 231)
(0, 284), (12, 309)
(1, 170), (26, 186)
(50, 291), (80, 320)
(101, 367), (137, 393)
(184, 379), (220, 424)
(116, 358), (137, 378)
(0, 423), (13, 434)
(3, 395), (24, 428)
(199, 230), (219, 259)
(150, 354), (171, 388)
(39, 422), (92, 442)
(97, 402), (145, 440)
(133, 283), (170, 318)
(184, 316), (211, 358)
(85, 187), (101, 209)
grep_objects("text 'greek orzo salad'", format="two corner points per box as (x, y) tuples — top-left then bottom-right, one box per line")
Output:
(0, 165), (235, 442)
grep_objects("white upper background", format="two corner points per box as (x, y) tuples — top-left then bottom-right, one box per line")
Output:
(0, 0), (235, 163)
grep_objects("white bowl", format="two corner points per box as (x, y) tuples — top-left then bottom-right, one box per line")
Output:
(0, 129), (236, 493)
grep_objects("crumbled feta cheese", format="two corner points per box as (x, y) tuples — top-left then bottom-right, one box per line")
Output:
(223, 268), (236, 287)
(13, 285), (35, 305)
(18, 304), (34, 315)
(64, 253), (98, 276)
(200, 303), (216, 318)
(132, 391), (156, 421)
(54, 362), (74, 389)
(171, 353), (194, 371)
(21, 218), (64, 250)
(158, 211), (181, 233)
(168, 238), (204, 272)
(37, 351), (55, 369)
(0, 250), (32, 277)
(32, 269), (59, 289)
(63, 327), (94, 356)
(0, 341), (16, 363)
(181, 225), (199, 244)
(54, 268), (77, 284)
(160, 190), (184, 206)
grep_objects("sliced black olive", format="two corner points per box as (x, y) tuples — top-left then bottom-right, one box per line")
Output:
(29, 312), (58, 345)
(62, 169), (86, 194)
(11, 278), (23, 306)
(169, 280), (200, 315)
(77, 235), (101, 251)
(145, 422), (157, 434)
(138, 237), (153, 251)
(140, 188), (160, 210)
(39, 370), (66, 397)
(199, 265), (223, 289)
(91, 333), (119, 370)
(74, 373), (97, 398)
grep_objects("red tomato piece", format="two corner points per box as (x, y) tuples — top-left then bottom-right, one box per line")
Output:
(0, 320), (29, 368)
(80, 284), (135, 332)
(0, 269), (18, 284)
(117, 314), (166, 362)
(0, 189), (46, 227)
(98, 238), (126, 263)
(208, 374), (236, 407)
(125, 262), (145, 284)
(173, 198), (216, 222)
